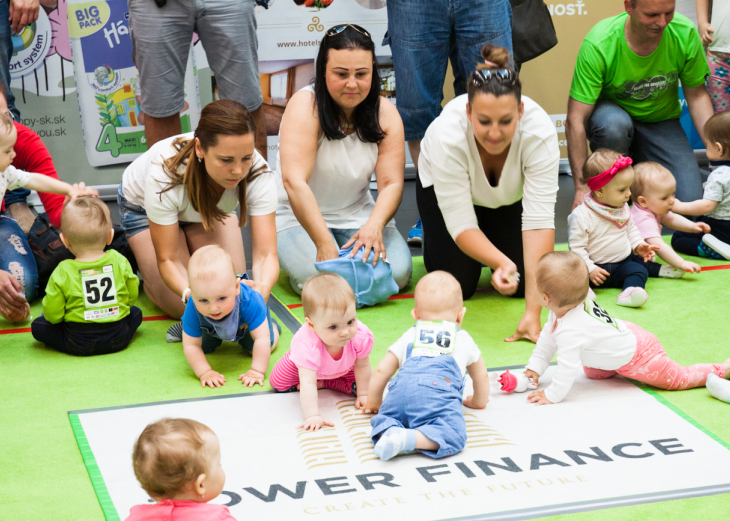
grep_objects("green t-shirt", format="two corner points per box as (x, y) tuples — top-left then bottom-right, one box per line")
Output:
(42, 250), (139, 324)
(569, 13), (709, 123)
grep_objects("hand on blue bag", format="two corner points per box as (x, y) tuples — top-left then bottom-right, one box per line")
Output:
(343, 222), (386, 266)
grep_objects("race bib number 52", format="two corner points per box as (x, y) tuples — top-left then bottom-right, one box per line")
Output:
(413, 320), (457, 357)
(80, 265), (119, 320)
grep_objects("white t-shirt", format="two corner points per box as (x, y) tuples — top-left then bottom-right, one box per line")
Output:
(568, 203), (644, 273)
(709, 1), (730, 53)
(121, 133), (277, 225)
(704, 165), (730, 220)
(0, 165), (30, 202)
(419, 94), (560, 239)
(526, 300), (637, 403)
(275, 86), (395, 232)
(388, 326), (482, 377)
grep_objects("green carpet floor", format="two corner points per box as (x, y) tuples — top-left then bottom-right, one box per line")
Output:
(2, 239), (729, 520)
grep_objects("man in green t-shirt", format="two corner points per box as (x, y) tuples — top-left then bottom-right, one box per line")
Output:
(565, 0), (714, 210)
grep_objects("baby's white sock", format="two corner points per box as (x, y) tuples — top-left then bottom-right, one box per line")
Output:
(707, 373), (730, 404)
(374, 427), (417, 461)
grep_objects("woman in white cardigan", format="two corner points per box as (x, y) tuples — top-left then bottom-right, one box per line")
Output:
(417, 45), (559, 342)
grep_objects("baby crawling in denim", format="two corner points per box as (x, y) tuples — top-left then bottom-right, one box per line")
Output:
(365, 271), (490, 460)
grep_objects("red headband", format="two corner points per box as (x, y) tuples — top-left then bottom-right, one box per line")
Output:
(586, 155), (633, 191)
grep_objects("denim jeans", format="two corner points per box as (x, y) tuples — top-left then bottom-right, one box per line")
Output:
(586, 100), (703, 203)
(277, 225), (413, 295)
(593, 254), (660, 291)
(0, 0), (19, 120)
(31, 307), (143, 356)
(0, 212), (38, 301)
(384, 0), (512, 141)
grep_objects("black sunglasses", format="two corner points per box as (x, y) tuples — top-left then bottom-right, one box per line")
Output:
(471, 68), (517, 87)
(326, 24), (371, 38)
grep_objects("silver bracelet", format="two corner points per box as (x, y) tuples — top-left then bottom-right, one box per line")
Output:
(182, 287), (191, 304)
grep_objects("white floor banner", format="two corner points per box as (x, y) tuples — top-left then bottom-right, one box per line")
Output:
(69, 368), (730, 521)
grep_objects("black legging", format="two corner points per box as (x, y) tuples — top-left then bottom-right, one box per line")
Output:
(416, 176), (525, 300)
(672, 216), (730, 256)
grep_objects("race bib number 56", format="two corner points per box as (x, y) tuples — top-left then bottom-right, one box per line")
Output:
(413, 320), (457, 357)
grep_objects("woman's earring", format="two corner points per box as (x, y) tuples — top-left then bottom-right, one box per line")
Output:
(197, 156), (202, 163)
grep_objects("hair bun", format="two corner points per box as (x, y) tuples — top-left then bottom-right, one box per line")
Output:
(477, 44), (510, 70)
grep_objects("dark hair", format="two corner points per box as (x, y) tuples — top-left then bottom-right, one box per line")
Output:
(314, 25), (385, 143)
(159, 99), (268, 231)
(705, 111), (730, 158)
(466, 44), (522, 105)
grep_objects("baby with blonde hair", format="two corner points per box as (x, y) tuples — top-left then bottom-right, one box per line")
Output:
(269, 272), (373, 431)
(31, 197), (141, 355)
(366, 271), (489, 460)
(524, 251), (730, 405)
(630, 162), (708, 273)
(181, 245), (279, 389)
(127, 418), (235, 520)
(569, 149), (668, 308)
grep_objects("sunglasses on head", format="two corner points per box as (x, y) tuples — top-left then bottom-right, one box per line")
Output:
(326, 24), (371, 38)
(471, 68), (517, 87)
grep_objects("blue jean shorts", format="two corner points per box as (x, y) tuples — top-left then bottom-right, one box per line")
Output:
(128, 0), (262, 117)
(384, 0), (512, 141)
(117, 183), (193, 238)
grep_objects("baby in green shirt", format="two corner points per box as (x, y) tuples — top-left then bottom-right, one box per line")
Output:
(31, 197), (142, 356)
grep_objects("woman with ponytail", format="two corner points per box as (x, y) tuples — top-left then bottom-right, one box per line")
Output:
(417, 45), (559, 343)
(118, 100), (279, 326)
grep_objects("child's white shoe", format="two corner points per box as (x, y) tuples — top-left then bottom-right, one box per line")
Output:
(658, 265), (685, 279)
(616, 287), (648, 308)
(702, 234), (730, 260)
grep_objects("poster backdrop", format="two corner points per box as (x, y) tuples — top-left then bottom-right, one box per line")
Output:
(7, 0), (704, 187)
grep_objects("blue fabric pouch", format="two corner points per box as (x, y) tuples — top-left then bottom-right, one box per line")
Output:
(314, 245), (399, 308)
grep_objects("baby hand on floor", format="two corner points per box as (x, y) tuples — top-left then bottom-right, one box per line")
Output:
(199, 369), (226, 388)
(238, 369), (265, 387)
(298, 415), (334, 431)
(680, 260), (701, 273)
(527, 390), (553, 405)
(463, 395), (488, 409)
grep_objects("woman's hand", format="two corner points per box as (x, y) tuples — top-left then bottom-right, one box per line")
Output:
(699, 22), (714, 46)
(343, 222), (386, 266)
(505, 310), (542, 343)
(491, 260), (519, 296)
(316, 240), (340, 263)
(0, 269), (28, 321)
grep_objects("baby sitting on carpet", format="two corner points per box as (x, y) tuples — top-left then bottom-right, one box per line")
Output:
(269, 272), (373, 431)
(523, 251), (730, 405)
(671, 111), (730, 261)
(568, 149), (674, 309)
(127, 418), (235, 521)
(630, 162), (707, 274)
(365, 271), (489, 460)
(31, 197), (142, 355)
(181, 245), (280, 389)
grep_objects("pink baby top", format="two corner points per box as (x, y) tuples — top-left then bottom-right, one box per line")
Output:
(125, 500), (236, 521)
(630, 203), (673, 239)
(289, 320), (373, 379)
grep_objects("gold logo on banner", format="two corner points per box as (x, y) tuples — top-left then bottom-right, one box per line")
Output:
(337, 398), (378, 464)
(464, 413), (516, 449)
(297, 426), (348, 470)
(308, 17), (324, 32)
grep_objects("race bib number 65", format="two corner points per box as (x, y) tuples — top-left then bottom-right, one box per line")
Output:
(413, 320), (457, 357)
(81, 265), (118, 309)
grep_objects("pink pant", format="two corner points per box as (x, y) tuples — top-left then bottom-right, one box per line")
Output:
(706, 50), (730, 113)
(269, 350), (356, 395)
(583, 323), (725, 390)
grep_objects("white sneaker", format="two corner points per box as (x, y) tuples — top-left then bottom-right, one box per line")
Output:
(702, 234), (730, 260)
(658, 265), (685, 279)
(617, 287), (648, 308)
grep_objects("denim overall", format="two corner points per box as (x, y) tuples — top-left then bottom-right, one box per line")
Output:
(370, 340), (468, 458)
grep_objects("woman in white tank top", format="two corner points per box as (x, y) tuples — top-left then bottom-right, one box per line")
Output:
(275, 24), (412, 294)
